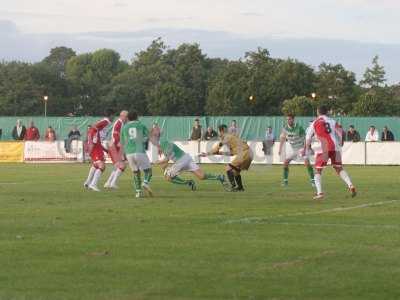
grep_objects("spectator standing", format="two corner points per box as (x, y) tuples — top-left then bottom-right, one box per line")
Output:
(228, 120), (240, 137)
(12, 119), (26, 140)
(25, 121), (40, 141)
(65, 125), (81, 152)
(346, 125), (361, 142)
(45, 126), (56, 142)
(150, 122), (161, 145)
(203, 126), (218, 140)
(381, 126), (395, 141)
(365, 126), (379, 142)
(337, 123), (346, 145)
(262, 126), (275, 156)
(190, 118), (202, 141)
(84, 125), (92, 160)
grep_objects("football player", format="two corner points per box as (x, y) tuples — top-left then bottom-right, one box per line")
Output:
(155, 139), (225, 191)
(305, 105), (356, 200)
(83, 109), (114, 191)
(278, 114), (315, 187)
(200, 124), (253, 192)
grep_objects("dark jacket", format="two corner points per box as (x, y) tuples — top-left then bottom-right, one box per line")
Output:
(12, 125), (26, 140)
(381, 130), (395, 141)
(203, 130), (218, 140)
(68, 130), (81, 139)
(190, 126), (202, 140)
(346, 130), (360, 142)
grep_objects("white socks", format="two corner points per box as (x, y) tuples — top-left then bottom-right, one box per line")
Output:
(314, 173), (323, 194)
(110, 169), (123, 187)
(105, 170), (116, 187)
(90, 169), (102, 187)
(313, 170), (353, 196)
(339, 170), (353, 188)
(85, 166), (96, 185)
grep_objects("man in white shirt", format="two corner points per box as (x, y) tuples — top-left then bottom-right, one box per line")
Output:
(365, 126), (379, 142)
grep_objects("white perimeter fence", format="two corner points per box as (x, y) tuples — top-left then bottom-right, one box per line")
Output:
(4, 140), (399, 165)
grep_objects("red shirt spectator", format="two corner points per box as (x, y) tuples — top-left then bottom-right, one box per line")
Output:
(45, 127), (56, 142)
(25, 122), (40, 141)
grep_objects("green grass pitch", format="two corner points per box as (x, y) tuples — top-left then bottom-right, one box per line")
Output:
(0, 163), (399, 300)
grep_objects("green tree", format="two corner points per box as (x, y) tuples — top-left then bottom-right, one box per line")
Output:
(0, 62), (42, 115)
(315, 63), (359, 114)
(360, 55), (386, 88)
(244, 49), (316, 115)
(43, 46), (76, 78)
(206, 61), (250, 115)
(164, 43), (209, 115)
(352, 89), (390, 116)
(281, 96), (315, 116)
(65, 49), (126, 114)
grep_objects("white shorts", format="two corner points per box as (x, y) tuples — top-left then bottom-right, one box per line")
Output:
(126, 153), (151, 172)
(283, 144), (308, 162)
(165, 154), (199, 178)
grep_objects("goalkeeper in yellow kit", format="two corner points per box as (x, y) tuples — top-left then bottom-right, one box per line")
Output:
(200, 124), (253, 191)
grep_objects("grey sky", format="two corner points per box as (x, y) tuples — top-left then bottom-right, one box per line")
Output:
(2, 0), (400, 42)
(1, 0), (400, 82)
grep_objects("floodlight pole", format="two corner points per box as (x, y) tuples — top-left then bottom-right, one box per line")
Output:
(311, 93), (317, 116)
(43, 95), (48, 117)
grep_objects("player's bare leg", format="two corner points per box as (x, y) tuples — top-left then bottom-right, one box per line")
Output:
(304, 159), (316, 187)
(88, 161), (105, 192)
(334, 166), (356, 198)
(313, 168), (324, 200)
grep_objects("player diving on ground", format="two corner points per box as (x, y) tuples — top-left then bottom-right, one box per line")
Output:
(154, 139), (226, 191)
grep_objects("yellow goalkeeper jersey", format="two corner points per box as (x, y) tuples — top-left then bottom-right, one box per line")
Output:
(220, 134), (249, 155)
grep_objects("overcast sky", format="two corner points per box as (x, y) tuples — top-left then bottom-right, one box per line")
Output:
(1, 0), (400, 82)
(1, 0), (400, 42)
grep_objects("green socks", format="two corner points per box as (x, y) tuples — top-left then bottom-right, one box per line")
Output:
(283, 166), (289, 183)
(133, 171), (141, 192)
(144, 168), (152, 184)
(171, 176), (190, 185)
(204, 173), (220, 181)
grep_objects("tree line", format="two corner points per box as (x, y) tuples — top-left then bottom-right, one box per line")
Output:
(0, 38), (399, 117)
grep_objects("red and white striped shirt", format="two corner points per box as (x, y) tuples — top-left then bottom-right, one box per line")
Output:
(111, 118), (124, 145)
(93, 118), (111, 142)
(306, 115), (343, 154)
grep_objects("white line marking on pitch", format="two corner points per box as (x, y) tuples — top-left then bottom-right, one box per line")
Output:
(261, 222), (400, 229)
(224, 199), (400, 224)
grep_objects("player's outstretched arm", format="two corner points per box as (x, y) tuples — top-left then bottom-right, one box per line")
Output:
(154, 158), (169, 170)
(199, 151), (231, 157)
